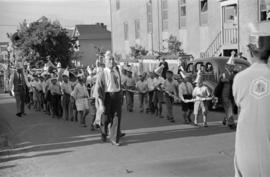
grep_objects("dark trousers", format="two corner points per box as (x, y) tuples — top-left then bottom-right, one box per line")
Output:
(148, 90), (155, 113)
(126, 91), (134, 111)
(101, 91), (122, 143)
(15, 91), (25, 114)
(62, 94), (70, 120)
(51, 94), (61, 117)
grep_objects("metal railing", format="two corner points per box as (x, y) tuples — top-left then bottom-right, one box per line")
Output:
(201, 28), (238, 58)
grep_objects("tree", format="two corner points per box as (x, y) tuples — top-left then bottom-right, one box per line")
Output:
(8, 16), (78, 68)
(164, 35), (185, 56)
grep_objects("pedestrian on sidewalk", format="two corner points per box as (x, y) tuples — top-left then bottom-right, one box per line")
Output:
(163, 70), (178, 123)
(10, 61), (29, 117)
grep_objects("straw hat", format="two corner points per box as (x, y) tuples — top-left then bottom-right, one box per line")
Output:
(62, 69), (69, 77)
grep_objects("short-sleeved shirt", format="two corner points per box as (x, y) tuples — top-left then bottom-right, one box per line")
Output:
(136, 80), (148, 93)
(163, 79), (178, 94)
(49, 83), (62, 95)
(192, 85), (210, 99)
(153, 76), (165, 89)
(71, 83), (89, 100)
(179, 81), (193, 96)
(147, 78), (155, 91)
(61, 81), (72, 95)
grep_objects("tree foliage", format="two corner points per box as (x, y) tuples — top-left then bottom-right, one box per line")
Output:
(164, 35), (185, 56)
(8, 16), (78, 68)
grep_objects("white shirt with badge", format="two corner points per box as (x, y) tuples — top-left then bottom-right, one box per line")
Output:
(103, 67), (121, 93)
(233, 63), (270, 177)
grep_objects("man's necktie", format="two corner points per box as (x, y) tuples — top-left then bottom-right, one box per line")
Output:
(111, 69), (119, 89)
(185, 82), (189, 95)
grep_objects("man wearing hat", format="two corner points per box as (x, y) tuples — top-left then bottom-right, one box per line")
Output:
(233, 33), (270, 177)
(61, 69), (72, 121)
(123, 66), (136, 112)
(10, 60), (29, 117)
(153, 65), (165, 118)
(93, 50), (123, 146)
(214, 51), (237, 129)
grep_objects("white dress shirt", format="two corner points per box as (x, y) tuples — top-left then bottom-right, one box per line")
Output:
(103, 67), (120, 93)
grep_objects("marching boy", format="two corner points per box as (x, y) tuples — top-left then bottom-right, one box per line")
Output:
(71, 73), (89, 127)
(136, 74), (148, 113)
(49, 73), (62, 118)
(192, 71), (211, 127)
(163, 70), (178, 123)
(124, 67), (136, 112)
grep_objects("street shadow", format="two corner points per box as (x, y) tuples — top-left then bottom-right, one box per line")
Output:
(0, 164), (16, 170)
(121, 125), (232, 146)
(0, 150), (72, 163)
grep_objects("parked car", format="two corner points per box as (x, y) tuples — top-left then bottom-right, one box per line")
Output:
(185, 57), (250, 110)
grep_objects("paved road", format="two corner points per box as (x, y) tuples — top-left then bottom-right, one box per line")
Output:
(0, 94), (236, 177)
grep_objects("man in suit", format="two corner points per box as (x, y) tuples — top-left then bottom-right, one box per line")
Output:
(10, 61), (29, 117)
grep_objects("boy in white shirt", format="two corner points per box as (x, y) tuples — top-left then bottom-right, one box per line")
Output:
(192, 74), (211, 127)
(153, 68), (165, 118)
(163, 71), (178, 122)
(136, 74), (148, 113)
(71, 74), (89, 127)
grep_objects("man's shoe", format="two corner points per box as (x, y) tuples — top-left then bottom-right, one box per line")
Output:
(101, 134), (107, 142)
(170, 119), (175, 123)
(16, 113), (22, 117)
(203, 122), (208, 127)
(120, 133), (126, 137)
(111, 140), (121, 146)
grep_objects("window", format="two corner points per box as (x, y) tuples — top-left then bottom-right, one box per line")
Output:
(186, 63), (193, 73)
(223, 5), (237, 24)
(259, 0), (270, 21)
(161, 0), (168, 31)
(124, 22), (128, 40)
(178, 0), (187, 28)
(200, 0), (208, 25)
(146, 2), (153, 33)
(135, 19), (140, 39)
(205, 63), (213, 73)
(116, 0), (120, 10)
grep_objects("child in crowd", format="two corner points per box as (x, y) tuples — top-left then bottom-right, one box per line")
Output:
(153, 66), (165, 118)
(69, 74), (78, 122)
(71, 74), (89, 127)
(147, 72), (155, 114)
(136, 74), (148, 113)
(49, 74), (62, 118)
(178, 72), (194, 124)
(163, 70), (178, 122)
(124, 68), (136, 112)
(192, 72), (211, 127)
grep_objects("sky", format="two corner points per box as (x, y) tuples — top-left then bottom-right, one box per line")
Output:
(0, 0), (111, 41)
